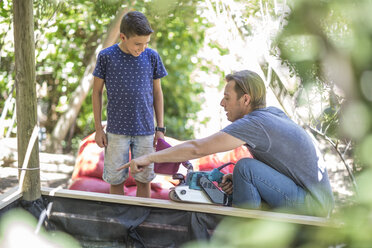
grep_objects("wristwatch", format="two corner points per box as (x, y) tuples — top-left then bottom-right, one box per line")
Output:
(155, 126), (166, 134)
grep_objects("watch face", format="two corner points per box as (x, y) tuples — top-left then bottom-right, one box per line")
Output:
(156, 127), (166, 133)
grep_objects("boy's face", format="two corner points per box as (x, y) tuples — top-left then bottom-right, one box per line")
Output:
(120, 33), (151, 57)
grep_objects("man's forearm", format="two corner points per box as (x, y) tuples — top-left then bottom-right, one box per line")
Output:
(146, 132), (245, 164)
(147, 140), (206, 164)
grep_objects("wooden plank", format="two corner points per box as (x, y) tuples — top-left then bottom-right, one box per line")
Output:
(0, 186), (22, 210)
(41, 187), (336, 227)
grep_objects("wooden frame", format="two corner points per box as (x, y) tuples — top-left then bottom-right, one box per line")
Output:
(1, 185), (340, 248)
(39, 187), (334, 227)
(0, 187), (22, 211)
(2, 185), (336, 228)
(0, 186), (334, 227)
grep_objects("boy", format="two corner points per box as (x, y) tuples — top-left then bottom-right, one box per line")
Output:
(92, 11), (167, 197)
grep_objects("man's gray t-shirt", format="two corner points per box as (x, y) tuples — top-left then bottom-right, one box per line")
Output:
(222, 107), (334, 216)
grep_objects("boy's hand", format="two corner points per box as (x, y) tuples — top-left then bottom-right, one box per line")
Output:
(218, 173), (233, 195)
(153, 131), (165, 147)
(117, 155), (151, 174)
(95, 129), (107, 148)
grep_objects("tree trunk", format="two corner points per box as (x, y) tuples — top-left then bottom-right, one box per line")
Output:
(13, 0), (41, 200)
(50, 8), (128, 152)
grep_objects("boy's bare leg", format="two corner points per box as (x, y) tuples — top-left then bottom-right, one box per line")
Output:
(110, 182), (124, 195)
(136, 181), (151, 198)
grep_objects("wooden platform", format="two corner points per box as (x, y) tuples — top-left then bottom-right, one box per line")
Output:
(39, 187), (334, 227)
(0, 186), (21, 210)
(0, 186), (338, 227)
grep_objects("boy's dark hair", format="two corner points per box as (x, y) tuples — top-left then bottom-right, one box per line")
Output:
(120, 11), (153, 38)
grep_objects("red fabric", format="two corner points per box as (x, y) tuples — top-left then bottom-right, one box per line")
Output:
(69, 177), (110, 193)
(193, 146), (252, 174)
(221, 145), (252, 165)
(124, 174), (136, 187)
(68, 177), (169, 199)
(194, 153), (224, 172)
(220, 146), (253, 174)
(72, 133), (104, 180)
(154, 138), (181, 175)
(151, 187), (170, 200)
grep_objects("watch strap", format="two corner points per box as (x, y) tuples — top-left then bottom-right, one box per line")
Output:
(155, 126), (166, 133)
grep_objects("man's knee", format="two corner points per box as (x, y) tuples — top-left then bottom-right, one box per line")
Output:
(233, 158), (255, 175)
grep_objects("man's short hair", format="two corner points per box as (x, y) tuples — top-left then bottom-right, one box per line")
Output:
(225, 70), (266, 110)
(120, 11), (153, 38)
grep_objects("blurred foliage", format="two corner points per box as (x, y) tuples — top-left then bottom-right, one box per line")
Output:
(277, 0), (372, 144)
(0, 208), (80, 247)
(0, 0), (206, 152)
(0, 1), (14, 103)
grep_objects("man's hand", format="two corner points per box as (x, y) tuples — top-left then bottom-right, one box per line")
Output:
(219, 173), (233, 195)
(95, 129), (107, 148)
(117, 155), (152, 175)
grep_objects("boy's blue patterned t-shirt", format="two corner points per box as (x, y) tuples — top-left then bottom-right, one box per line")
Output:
(93, 44), (167, 136)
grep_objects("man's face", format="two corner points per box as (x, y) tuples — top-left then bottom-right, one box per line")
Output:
(120, 34), (150, 57)
(220, 80), (248, 122)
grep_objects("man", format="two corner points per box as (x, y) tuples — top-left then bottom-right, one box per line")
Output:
(118, 70), (334, 216)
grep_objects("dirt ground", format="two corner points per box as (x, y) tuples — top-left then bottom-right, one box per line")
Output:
(0, 171), (72, 195)
(0, 176), (18, 194)
(0, 138), (75, 194)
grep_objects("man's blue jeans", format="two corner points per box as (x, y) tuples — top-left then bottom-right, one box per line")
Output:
(232, 158), (307, 212)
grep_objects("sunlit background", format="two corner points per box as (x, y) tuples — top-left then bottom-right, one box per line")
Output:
(1, 0), (372, 247)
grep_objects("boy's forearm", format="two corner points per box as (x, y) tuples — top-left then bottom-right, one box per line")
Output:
(154, 97), (164, 127)
(92, 77), (105, 132)
(146, 132), (245, 164)
(92, 91), (103, 131)
(153, 80), (164, 127)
